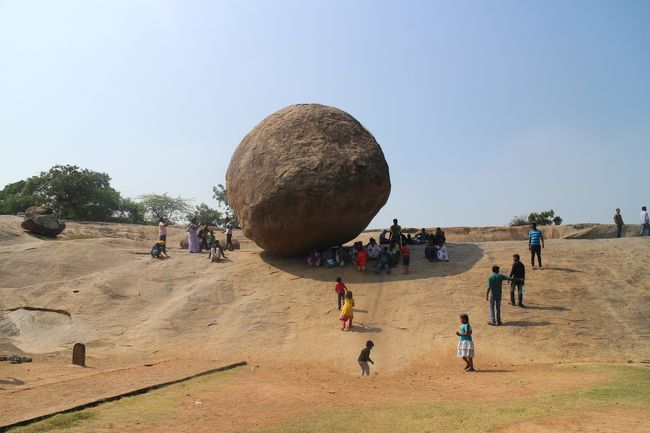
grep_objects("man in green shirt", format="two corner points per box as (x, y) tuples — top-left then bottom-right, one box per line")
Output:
(486, 265), (512, 326)
(389, 218), (402, 245)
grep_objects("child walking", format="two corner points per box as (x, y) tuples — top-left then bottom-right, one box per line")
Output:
(334, 277), (348, 310)
(456, 314), (474, 371)
(358, 340), (375, 376)
(339, 291), (354, 330)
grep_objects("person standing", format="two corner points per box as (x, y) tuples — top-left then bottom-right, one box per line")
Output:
(456, 314), (475, 372)
(225, 218), (234, 250)
(334, 277), (348, 310)
(641, 206), (650, 236)
(158, 218), (168, 243)
(187, 219), (200, 253)
(389, 219), (402, 245)
(358, 340), (375, 376)
(199, 224), (210, 252)
(486, 265), (512, 326)
(614, 209), (624, 238)
(339, 291), (354, 330)
(528, 223), (544, 270)
(400, 243), (410, 274)
(509, 254), (526, 307)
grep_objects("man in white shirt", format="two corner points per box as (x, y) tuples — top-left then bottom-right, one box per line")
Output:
(641, 206), (650, 236)
(225, 218), (234, 250)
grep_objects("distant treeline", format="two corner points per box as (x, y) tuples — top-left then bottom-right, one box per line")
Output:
(0, 164), (237, 225)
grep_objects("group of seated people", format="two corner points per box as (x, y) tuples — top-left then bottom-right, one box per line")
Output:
(378, 227), (446, 246)
(419, 227), (449, 262)
(306, 227), (449, 271)
(308, 238), (383, 269)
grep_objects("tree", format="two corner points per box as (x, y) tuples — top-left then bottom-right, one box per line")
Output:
(509, 215), (529, 226)
(1, 165), (122, 220)
(186, 203), (223, 226)
(139, 193), (192, 223)
(115, 197), (146, 224)
(509, 209), (563, 226)
(0, 180), (40, 214)
(212, 184), (239, 226)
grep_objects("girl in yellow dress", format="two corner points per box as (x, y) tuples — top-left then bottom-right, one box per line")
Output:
(339, 291), (354, 330)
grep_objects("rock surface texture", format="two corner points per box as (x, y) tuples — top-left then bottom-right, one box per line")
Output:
(226, 104), (391, 256)
(21, 207), (66, 237)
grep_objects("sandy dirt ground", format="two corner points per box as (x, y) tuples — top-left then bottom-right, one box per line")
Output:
(1, 216), (649, 429)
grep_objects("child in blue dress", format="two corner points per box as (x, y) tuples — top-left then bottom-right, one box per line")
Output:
(456, 313), (475, 371)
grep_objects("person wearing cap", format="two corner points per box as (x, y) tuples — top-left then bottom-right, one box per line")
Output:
(151, 240), (168, 258)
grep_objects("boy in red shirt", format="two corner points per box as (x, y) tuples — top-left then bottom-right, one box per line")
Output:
(334, 277), (348, 310)
(400, 244), (410, 274)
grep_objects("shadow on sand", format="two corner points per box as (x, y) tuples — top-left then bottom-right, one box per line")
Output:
(543, 266), (582, 273)
(524, 304), (570, 312)
(505, 320), (551, 327)
(347, 325), (382, 333)
(23, 231), (60, 241)
(474, 369), (514, 373)
(260, 243), (484, 283)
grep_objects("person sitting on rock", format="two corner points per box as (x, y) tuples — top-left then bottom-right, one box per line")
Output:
(349, 242), (361, 265)
(151, 240), (168, 258)
(374, 247), (392, 274)
(379, 230), (389, 245)
(366, 238), (381, 260)
(324, 247), (338, 268)
(437, 244), (449, 262)
(209, 239), (227, 263)
(307, 249), (321, 267)
(414, 228), (429, 244)
(425, 239), (438, 262)
(433, 228), (446, 246)
(335, 244), (347, 267)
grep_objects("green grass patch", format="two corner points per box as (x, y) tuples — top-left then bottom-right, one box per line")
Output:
(245, 364), (650, 433)
(7, 367), (240, 433)
(7, 364), (649, 433)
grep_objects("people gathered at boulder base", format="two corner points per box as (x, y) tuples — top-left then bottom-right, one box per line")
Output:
(305, 221), (449, 270)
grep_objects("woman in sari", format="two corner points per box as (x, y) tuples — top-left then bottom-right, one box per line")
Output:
(187, 219), (200, 253)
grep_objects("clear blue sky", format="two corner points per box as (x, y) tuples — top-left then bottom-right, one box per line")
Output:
(1, 0), (648, 228)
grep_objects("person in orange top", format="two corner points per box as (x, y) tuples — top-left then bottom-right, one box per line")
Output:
(355, 247), (368, 272)
(400, 243), (410, 274)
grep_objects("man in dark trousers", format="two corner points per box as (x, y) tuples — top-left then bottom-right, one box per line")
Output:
(509, 254), (526, 307)
(486, 265), (513, 325)
(614, 208), (624, 238)
(528, 223), (544, 269)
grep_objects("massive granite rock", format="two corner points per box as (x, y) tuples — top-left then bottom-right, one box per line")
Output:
(21, 206), (66, 237)
(226, 104), (391, 256)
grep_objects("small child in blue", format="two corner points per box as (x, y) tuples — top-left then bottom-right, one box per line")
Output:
(456, 313), (475, 371)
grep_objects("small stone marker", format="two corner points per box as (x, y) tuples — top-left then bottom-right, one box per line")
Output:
(72, 343), (86, 367)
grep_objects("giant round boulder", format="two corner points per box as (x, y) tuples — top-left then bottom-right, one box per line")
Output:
(226, 104), (390, 256)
